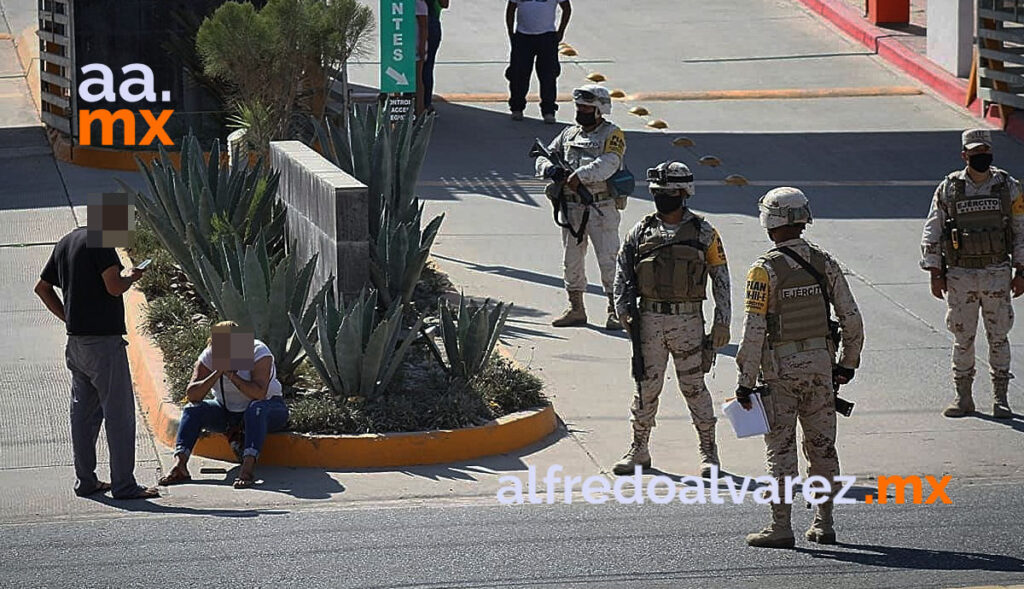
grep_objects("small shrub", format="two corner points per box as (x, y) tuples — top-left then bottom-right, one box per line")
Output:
(287, 395), (367, 434)
(142, 296), (197, 336)
(153, 321), (210, 402)
(474, 355), (546, 415)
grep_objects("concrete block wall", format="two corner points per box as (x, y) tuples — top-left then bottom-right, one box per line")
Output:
(269, 141), (369, 301)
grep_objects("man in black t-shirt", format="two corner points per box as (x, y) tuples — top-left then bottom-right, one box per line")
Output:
(34, 197), (159, 500)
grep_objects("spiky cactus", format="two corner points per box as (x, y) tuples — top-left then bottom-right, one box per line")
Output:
(438, 295), (512, 380)
(290, 290), (423, 399)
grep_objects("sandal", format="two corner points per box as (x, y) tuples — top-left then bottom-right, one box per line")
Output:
(157, 467), (192, 486)
(232, 474), (254, 489)
(113, 486), (161, 500)
(74, 481), (111, 497)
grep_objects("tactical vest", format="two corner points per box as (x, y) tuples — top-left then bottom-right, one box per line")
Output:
(942, 172), (1012, 269)
(635, 214), (708, 302)
(763, 249), (830, 344)
(560, 125), (614, 201)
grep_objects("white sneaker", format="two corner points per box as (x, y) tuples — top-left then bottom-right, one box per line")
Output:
(543, 113), (556, 124)
(510, 110), (524, 121)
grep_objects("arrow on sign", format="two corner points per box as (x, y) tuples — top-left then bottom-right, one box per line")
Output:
(385, 67), (409, 87)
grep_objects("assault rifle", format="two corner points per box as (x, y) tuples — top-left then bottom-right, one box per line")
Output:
(626, 293), (644, 409)
(528, 138), (603, 244)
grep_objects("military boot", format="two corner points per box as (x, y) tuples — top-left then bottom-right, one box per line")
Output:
(612, 430), (651, 475)
(696, 424), (720, 478)
(805, 501), (836, 544)
(551, 291), (587, 327)
(746, 503), (795, 548)
(942, 376), (975, 418)
(605, 294), (622, 331)
(993, 377), (1013, 419)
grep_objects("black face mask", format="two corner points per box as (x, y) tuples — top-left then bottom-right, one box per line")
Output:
(968, 153), (993, 173)
(654, 194), (683, 214)
(575, 110), (597, 127)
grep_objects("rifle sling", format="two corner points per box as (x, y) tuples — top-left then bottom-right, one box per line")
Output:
(772, 246), (838, 348)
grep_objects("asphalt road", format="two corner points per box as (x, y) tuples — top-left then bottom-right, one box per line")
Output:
(2, 481), (1022, 588)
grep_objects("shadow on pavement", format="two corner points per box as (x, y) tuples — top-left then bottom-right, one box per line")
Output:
(971, 413), (1024, 434)
(433, 252), (606, 298)
(85, 494), (290, 518)
(797, 543), (1024, 572)
(419, 99), (1024, 221)
(190, 464), (348, 499)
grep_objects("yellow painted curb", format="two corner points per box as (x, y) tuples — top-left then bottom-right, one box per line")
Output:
(118, 251), (558, 469)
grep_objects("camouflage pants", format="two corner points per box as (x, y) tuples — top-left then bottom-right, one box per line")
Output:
(945, 266), (1013, 380)
(764, 372), (839, 483)
(561, 199), (621, 293)
(630, 311), (716, 437)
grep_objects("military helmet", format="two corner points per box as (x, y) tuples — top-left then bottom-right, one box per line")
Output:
(758, 186), (813, 229)
(573, 84), (612, 115)
(647, 161), (695, 196)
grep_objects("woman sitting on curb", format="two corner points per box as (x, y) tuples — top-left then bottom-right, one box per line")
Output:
(158, 321), (289, 489)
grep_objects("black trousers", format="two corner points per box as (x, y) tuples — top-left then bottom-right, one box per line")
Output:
(505, 31), (560, 115)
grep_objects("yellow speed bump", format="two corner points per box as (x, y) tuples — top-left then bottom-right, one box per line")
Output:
(672, 136), (695, 147)
(646, 119), (668, 129)
(629, 106), (649, 116)
(586, 72), (606, 82)
(699, 155), (722, 167)
(724, 174), (749, 186)
(560, 46), (577, 56)
(610, 89), (626, 99)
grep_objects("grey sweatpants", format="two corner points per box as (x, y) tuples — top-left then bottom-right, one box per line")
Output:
(66, 335), (140, 497)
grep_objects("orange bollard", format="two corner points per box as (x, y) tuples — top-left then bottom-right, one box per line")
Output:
(868, 0), (910, 25)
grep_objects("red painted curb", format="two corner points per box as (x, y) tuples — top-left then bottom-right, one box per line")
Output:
(795, 0), (970, 108)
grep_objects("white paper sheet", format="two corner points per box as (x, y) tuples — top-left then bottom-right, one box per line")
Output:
(722, 392), (771, 438)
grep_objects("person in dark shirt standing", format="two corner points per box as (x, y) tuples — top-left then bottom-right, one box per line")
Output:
(505, 0), (571, 123)
(33, 194), (159, 500)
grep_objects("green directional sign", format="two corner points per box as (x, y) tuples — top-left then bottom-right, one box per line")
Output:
(380, 0), (417, 93)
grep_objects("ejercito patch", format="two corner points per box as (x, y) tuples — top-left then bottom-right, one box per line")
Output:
(781, 284), (821, 299)
(955, 198), (1001, 215)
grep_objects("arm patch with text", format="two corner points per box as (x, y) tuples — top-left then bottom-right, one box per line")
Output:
(744, 265), (770, 315)
(707, 229), (727, 266)
(604, 128), (626, 157)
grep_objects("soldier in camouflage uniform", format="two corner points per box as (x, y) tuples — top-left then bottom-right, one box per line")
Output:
(535, 84), (627, 330)
(921, 128), (1024, 419)
(611, 161), (731, 477)
(736, 187), (864, 548)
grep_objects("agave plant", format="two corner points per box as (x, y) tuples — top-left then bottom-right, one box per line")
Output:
(370, 206), (444, 309)
(195, 233), (329, 385)
(312, 102), (435, 236)
(290, 290), (423, 399)
(120, 133), (286, 305)
(438, 295), (512, 380)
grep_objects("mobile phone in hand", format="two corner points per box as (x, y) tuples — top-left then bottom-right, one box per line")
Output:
(135, 259), (152, 270)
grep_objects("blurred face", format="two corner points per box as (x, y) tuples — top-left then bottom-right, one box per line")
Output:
(211, 324), (254, 372)
(86, 192), (136, 248)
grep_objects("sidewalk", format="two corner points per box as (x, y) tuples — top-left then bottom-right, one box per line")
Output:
(796, 0), (974, 110)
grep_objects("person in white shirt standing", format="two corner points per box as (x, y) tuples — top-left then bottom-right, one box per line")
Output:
(158, 321), (288, 489)
(505, 0), (571, 123)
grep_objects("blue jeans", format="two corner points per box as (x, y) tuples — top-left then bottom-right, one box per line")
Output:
(175, 397), (289, 460)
